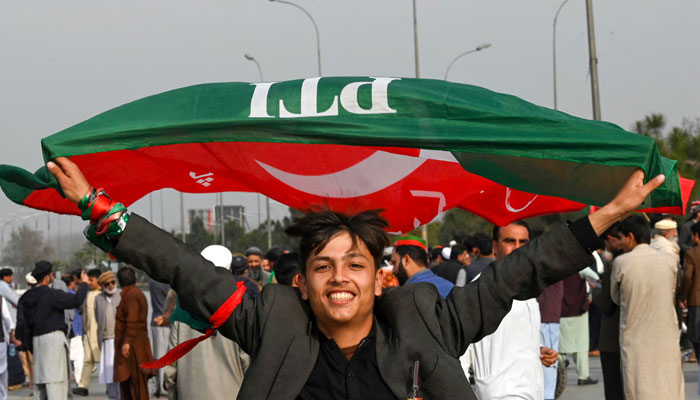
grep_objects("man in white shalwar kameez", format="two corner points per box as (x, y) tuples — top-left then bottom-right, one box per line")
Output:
(465, 221), (558, 400)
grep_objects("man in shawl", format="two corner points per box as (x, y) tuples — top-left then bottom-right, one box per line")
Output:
(114, 267), (153, 400)
(96, 271), (121, 400)
(17, 261), (88, 400)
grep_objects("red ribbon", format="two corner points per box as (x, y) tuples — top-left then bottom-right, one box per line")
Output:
(140, 281), (247, 370)
(89, 192), (114, 224)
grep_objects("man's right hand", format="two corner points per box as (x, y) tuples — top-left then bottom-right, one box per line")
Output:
(46, 157), (91, 205)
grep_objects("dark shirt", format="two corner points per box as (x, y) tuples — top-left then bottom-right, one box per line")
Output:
(297, 325), (396, 400)
(149, 279), (171, 326)
(561, 273), (588, 317)
(234, 275), (260, 297)
(537, 281), (564, 323)
(18, 283), (88, 338)
(466, 256), (495, 283)
(432, 260), (462, 284)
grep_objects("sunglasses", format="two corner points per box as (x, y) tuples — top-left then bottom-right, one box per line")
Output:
(102, 280), (116, 287)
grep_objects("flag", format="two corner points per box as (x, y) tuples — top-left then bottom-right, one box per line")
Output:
(0, 77), (691, 232)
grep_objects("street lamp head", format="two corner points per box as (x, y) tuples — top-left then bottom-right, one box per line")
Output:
(244, 54), (255, 61)
(476, 43), (492, 51)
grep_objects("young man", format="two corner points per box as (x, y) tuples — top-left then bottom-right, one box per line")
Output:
(390, 236), (454, 299)
(74, 268), (102, 396)
(47, 156), (663, 399)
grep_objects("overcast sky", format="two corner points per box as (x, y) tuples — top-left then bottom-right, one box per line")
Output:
(1, 0), (699, 245)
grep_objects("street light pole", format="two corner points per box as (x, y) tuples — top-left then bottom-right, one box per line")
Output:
(444, 43), (492, 80)
(585, 0), (602, 120)
(552, 0), (571, 110)
(269, 0), (322, 76)
(244, 53), (272, 248)
(413, 0), (420, 78)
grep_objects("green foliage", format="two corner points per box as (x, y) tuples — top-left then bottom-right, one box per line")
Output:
(65, 242), (110, 270)
(184, 216), (215, 253)
(1, 225), (53, 278)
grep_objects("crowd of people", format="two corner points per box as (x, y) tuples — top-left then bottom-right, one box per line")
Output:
(0, 157), (692, 399)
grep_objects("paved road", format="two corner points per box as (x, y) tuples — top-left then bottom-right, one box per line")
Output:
(8, 353), (698, 399)
(560, 355), (698, 400)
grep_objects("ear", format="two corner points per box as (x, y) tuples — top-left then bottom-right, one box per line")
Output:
(374, 268), (385, 296)
(291, 273), (302, 288)
(297, 274), (309, 300)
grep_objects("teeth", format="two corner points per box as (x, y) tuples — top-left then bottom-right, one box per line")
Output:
(329, 292), (354, 301)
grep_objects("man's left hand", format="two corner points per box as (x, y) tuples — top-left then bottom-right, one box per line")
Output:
(121, 343), (131, 358)
(540, 346), (558, 367)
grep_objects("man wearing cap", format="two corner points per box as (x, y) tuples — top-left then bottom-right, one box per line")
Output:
(16, 261), (88, 400)
(651, 218), (681, 264)
(95, 271), (121, 400)
(390, 236), (454, 299)
(231, 254), (261, 296)
(245, 247), (270, 288)
(47, 156), (665, 399)
(681, 221), (700, 391)
(164, 245), (251, 400)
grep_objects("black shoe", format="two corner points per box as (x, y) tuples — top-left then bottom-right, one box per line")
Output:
(72, 387), (89, 396)
(577, 377), (598, 385)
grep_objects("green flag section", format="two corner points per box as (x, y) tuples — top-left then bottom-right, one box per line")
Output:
(0, 77), (690, 231)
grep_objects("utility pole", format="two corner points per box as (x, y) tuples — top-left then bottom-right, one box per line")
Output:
(585, 0), (602, 120)
(180, 192), (186, 243)
(412, 0), (428, 244)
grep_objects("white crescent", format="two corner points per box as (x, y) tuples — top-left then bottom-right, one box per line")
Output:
(256, 149), (457, 198)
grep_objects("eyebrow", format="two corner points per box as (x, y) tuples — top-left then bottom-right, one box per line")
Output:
(308, 252), (369, 264)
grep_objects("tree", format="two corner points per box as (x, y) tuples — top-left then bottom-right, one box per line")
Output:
(65, 242), (111, 271)
(185, 216), (215, 253)
(1, 225), (54, 278)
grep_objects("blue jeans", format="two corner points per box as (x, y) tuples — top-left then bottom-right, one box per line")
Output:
(540, 322), (560, 400)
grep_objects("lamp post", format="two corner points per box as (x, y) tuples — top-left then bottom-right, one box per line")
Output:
(269, 0), (322, 76)
(244, 53), (272, 249)
(444, 43), (492, 80)
(585, 0), (602, 120)
(552, 0), (571, 110)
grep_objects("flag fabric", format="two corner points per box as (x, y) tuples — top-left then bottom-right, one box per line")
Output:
(0, 77), (691, 232)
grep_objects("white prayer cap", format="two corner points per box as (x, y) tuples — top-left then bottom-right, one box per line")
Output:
(25, 272), (37, 285)
(441, 247), (452, 260)
(449, 240), (457, 247)
(200, 245), (233, 270)
(654, 219), (677, 230)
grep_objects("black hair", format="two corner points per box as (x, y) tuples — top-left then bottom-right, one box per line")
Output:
(117, 266), (136, 287)
(274, 252), (302, 287)
(285, 209), (390, 274)
(600, 222), (621, 242)
(690, 221), (700, 237)
(618, 215), (651, 244)
(473, 233), (493, 255)
(61, 274), (74, 286)
(429, 247), (443, 262)
(0, 268), (13, 279)
(463, 235), (479, 252)
(395, 245), (428, 267)
(87, 268), (102, 279)
(450, 244), (467, 261)
(264, 247), (283, 264)
(493, 220), (531, 241)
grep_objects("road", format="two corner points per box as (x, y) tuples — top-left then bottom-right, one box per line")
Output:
(8, 354), (699, 399)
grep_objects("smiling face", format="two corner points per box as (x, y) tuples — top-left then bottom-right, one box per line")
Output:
(297, 232), (383, 335)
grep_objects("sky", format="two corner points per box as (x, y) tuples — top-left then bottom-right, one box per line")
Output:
(1, 0), (699, 251)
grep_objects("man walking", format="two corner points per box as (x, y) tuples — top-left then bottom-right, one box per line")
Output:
(18, 261), (88, 400)
(73, 268), (102, 396)
(147, 278), (169, 398)
(612, 215), (684, 399)
(681, 221), (700, 394)
(96, 271), (121, 400)
(114, 267), (153, 400)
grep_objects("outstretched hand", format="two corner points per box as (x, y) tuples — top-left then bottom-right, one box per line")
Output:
(589, 169), (665, 235)
(46, 157), (91, 205)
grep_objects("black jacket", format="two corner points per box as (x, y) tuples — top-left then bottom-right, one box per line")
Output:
(17, 283), (87, 341)
(113, 214), (595, 399)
